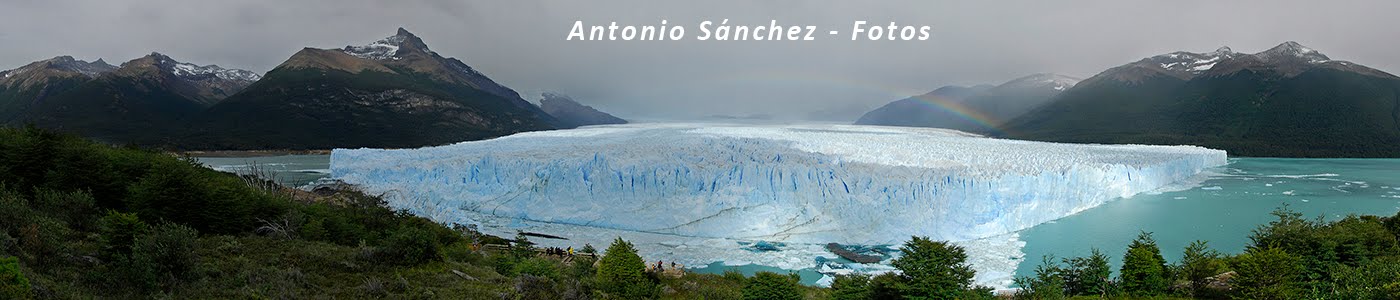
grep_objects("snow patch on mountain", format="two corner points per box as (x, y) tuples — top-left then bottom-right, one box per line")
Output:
(1149, 47), (1237, 74)
(169, 61), (262, 81)
(344, 33), (408, 60)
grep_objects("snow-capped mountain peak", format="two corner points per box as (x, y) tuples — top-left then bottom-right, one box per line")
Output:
(1255, 41), (1329, 63)
(1142, 46), (1239, 75)
(143, 52), (261, 82)
(1004, 73), (1082, 91)
(343, 27), (430, 61)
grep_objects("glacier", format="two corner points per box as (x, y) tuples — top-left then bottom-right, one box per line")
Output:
(329, 123), (1226, 287)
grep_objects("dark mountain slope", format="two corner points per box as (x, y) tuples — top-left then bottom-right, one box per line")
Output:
(187, 28), (561, 150)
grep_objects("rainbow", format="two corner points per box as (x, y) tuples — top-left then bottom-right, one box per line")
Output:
(906, 95), (1006, 135)
(700, 70), (1011, 135)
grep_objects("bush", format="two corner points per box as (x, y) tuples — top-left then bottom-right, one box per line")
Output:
(125, 158), (285, 235)
(380, 226), (442, 265)
(513, 274), (560, 299)
(0, 256), (29, 299)
(889, 236), (991, 299)
(1062, 248), (1113, 296)
(515, 257), (561, 280)
(596, 237), (653, 299)
(742, 271), (801, 300)
(1178, 240), (1225, 297)
(32, 189), (97, 230)
(128, 223), (200, 289)
(1119, 231), (1168, 296)
(1012, 256), (1065, 300)
(722, 268), (747, 284)
(1323, 255), (1400, 299)
(1230, 247), (1302, 300)
(829, 274), (872, 300)
(97, 210), (148, 258)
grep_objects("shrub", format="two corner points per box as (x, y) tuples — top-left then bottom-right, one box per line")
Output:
(380, 226), (441, 265)
(1323, 255), (1400, 299)
(1178, 240), (1225, 297)
(1062, 248), (1113, 297)
(129, 223), (200, 289)
(889, 236), (991, 299)
(97, 211), (148, 257)
(722, 268), (747, 284)
(32, 189), (97, 230)
(1119, 231), (1168, 296)
(513, 274), (560, 299)
(829, 274), (872, 300)
(511, 232), (535, 258)
(0, 256), (29, 299)
(596, 237), (653, 299)
(493, 253), (518, 277)
(1230, 247), (1302, 300)
(515, 257), (561, 280)
(1012, 256), (1065, 300)
(742, 271), (801, 300)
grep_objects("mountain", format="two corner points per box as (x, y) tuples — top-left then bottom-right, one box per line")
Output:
(538, 92), (626, 127)
(854, 73), (1079, 133)
(0, 56), (116, 121)
(187, 28), (561, 150)
(1004, 42), (1400, 157)
(5, 53), (258, 143)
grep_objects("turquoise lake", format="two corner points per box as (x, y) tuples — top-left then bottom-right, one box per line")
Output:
(1013, 158), (1400, 282)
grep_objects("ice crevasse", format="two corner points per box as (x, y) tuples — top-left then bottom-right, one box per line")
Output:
(330, 124), (1227, 244)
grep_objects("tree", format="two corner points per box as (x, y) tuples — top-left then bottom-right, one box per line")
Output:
(890, 236), (993, 299)
(96, 210), (148, 258)
(1230, 247), (1302, 300)
(829, 274), (873, 300)
(1012, 256), (1066, 300)
(743, 271), (802, 300)
(596, 237), (652, 299)
(1119, 231), (1168, 296)
(382, 226), (442, 265)
(1062, 248), (1113, 297)
(0, 256), (29, 300)
(511, 232), (536, 258)
(1178, 240), (1224, 297)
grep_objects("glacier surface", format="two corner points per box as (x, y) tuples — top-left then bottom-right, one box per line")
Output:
(331, 123), (1226, 245)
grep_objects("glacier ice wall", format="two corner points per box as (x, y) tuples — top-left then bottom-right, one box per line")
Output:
(331, 124), (1227, 244)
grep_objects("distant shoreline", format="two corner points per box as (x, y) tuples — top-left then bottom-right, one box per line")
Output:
(182, 149), (332, 157)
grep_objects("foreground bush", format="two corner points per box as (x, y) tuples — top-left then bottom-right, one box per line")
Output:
(0, 256), (29, 299)
(596, 237), (653, 298)
(743, 271), (801, 300)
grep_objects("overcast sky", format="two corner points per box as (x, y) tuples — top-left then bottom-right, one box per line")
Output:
(3, 0), (1397, 120)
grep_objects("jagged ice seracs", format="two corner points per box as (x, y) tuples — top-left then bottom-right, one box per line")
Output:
(330, 124), (1227, 245)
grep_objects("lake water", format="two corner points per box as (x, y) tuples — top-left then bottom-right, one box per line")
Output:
(1012, 158), (1400, 282)
(194, 155), (331, 187)
(196, 154), (1400, 286)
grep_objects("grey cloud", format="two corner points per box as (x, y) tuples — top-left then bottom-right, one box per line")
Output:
(2, 0), (1397, 120)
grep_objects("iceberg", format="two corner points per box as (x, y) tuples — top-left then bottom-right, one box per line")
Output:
(330, 123), (1227, 245)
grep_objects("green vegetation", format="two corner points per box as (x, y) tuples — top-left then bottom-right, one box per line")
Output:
(0, 126), (836, 299)
(830, 236), (994, 299)
(1013, 205), (1400, 299)
(2, 126), (1399, 299)
(744, 272), (802, 300)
